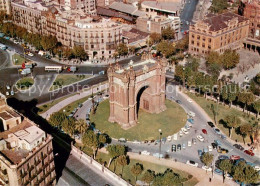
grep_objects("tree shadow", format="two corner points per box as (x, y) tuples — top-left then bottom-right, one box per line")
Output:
(7, 97), (73, 182)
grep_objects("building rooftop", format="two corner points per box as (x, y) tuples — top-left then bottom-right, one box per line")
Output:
(1, 149), (29, 164)
(123, 28), (149, 43)
(109, 2), (146, 17)
(142, 1), (181, 13)
(202, 12), (249, 31)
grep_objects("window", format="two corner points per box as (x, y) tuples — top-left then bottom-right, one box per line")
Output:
(192, 34), (194, 38)
(197, 35), (200, 40)
(202, 43), (205, 48)
(197, 42), (199, 47)
(191, 40), (194, 44)
(208, 38), (211, 43)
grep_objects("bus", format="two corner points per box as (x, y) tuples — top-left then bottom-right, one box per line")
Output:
(45, 66), (62, 72)
(0, 44), (7, 50)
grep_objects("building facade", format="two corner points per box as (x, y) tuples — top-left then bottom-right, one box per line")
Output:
(188, 12), (249, 55)
(11, 0), (123, 60)
(0, 0), (11, 14)
(239, 0), (260, 38)
(0, 93), (55, 186)
(108, 55), (167, 129)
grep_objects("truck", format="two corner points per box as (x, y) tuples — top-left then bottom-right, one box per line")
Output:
(67, 66), (77, 72)
(21, 68), (31, 75)
(22, 61), (36, 69)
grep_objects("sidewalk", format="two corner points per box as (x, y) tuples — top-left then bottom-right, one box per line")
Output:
(40, 83), (108, 119)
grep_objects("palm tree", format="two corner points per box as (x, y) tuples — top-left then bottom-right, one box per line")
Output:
(75, 119), (88, 134)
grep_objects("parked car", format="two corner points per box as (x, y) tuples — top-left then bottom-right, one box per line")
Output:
(118, 138), (127, 143)
(172, 144), (176, 152)
(185, 124), (190, 130)
(208, 145), (213, 152)
(10, 91), (14, 96)
(187, 118), (194, 124)
(28, 52), (34, 57)
(202, 166), (212, 172)
(186, 160), (198, 167)
(176, 100), (182, 104)
(211, 142), (217, 149)
(220, 134), (227, 140)
(181, 128), (189, 134)
(233, 144), (244, 151)
(192, 138), (196, 144)
(202, 129), (207, 134)
(244, 150), (254, 156)
(214, 168), (223, 175)
(141, 151), (150, 155)
(6, 85), (10, 90)
(188, 111), (195, 117)
(230, 155), (240, 160)
(173, 134), (178, 140)
(5, 92), (9, 96)
(13, 40), (19, 44)
(207, 121), (215, 127)
(203, 147), (208, 153)
(213, 128), (221, 135)
(188, 141), (192, 147)
(182, 143), (186, 149)
(177, 144), (181, 151)
(132, 140), (141, 144)
(218, 148), (229, 154)
(197, 135), (204, 142)
(167, 136), (172, 141)
(162, 137), (166, 144)
(187, 98), (193, 103)
(198, 150), (203, 156)
(214, 140), (221, 146)
(179, 131), (183, 137)
(153, 153), (163, 158)
(219, 155), (229, 160)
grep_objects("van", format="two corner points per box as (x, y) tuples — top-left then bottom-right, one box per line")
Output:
(188, 111), (195, 117)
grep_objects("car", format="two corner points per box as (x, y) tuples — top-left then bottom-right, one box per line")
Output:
(244, 150), (254, 156)
(254, 166), (260, 171)
(188, 111), (195, 117)
(181, 128), (189, 134)
(45, 54), (51, 59)
(10, 91), (14, 96)
(179, 131), (183, 137)
(233, 144), (244, 151)
(185, 125), (190, 130)
(172, 144), (176, 152)
(208, 145), (213, 152)
(103, 95), (109, 100)
(219, 155), (229, 160)
(5, 92), (9, 96)
(203, 147), (209, 153)
(187, 118), (194, 124)
(213, 128), (221, 135)
(152, 153), (163, 158)
(214, 140), (221, 146)
(187, 98), (193, 103)
(177, 144), (181, 151)
(132, 140), (141, 144)
(220, 134), (227, 140)
(173, 134), (178, 140)
(202, 129), (207, 134)
(197, 135), (204, 142)
(218, 148), (229, 154)
(4, 36), (10, 40)
(162, 137), (166, 144)
(192, 138), (196, 144)
(167, 136), (172, 141)
(198, 150), (203, 156)
(207, 121), (215, 128)
(28, 52), (34, 57)
(78, 103), (83, 108)
(214, 168), (223, 175)
(182, 143), (186, 149)
(187, 122), (192, 128)
(202, 166), (212, 172)
(176, 100), (182, 104)
(186, 160), (198, 167)
(188, 141), (191, 147)
(230, 155), (240, 160)
(141, 150), (150, 155)
(211, 143), (217, 149)
(6, 85), (10, 90)
(118, 138), (127, 143)
(13, 40), (19, 44)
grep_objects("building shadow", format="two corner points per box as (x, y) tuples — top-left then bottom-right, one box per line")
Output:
(6, 97), (73, 182)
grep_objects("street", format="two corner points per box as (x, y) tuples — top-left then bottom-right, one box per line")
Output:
(180, 0), (199, 31)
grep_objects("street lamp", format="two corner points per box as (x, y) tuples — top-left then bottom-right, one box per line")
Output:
(159, 129), (162, 160)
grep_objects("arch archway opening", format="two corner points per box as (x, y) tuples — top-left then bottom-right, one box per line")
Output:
(136, 85), (149, 118)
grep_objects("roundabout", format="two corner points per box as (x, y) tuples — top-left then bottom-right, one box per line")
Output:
(90, 99), (187, 141)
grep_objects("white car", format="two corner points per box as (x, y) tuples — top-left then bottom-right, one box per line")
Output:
(188, 111), (196, 117)
(186, 160), (198, 167)
(10, 91), (14, 96)
(28, 52), (34, 57)
(197, 135), (204, 142)
(202, 166), (212, 172)
(208, 145), (213, 152)
(254, 166), (260, 171)
(187, 98), (193, 103)
(187, 123), (192, 128)
(6, 85), (10, 90)
(5, 92), (9, 96)
(141, 150), (150, 156)
(14, 40), (19, 44)
(179, 131), (183, 137)
(173, 134), (178, 140)
(132, 140), (141, 144)
(167, 136), (172, 141)
(181, 128), (189, 134)
(188, 141), (192, 147)
(185, 125), (190, 130)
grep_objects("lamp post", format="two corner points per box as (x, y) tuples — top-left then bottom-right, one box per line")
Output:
(216, 96), (219, 125)
(159, 129), (162, 160)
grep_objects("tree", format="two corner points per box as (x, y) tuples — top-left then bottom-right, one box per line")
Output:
(233, 161), (247, 183)
(131, 163), (143, 182)
(221, 49), (240, 70)
(243, 165), (259, 184)
(116, 155), (129, 176)
(156, 40), (175, 57)
(252, 100), (260, 118)
(149, 32), (161, 44)
(98, 134), (107, 148)
(161, 27), (175, 40)
(238, 91), (255, 113)
(207, 62), (222, 77)
(62, 117), (76, 136)
(75, 119), (88, 134)
(48, 112), (67, 128)
(221, 83), (239, 107)
(209, 0), (229, 13)
(206, 51), (221, 65)
(142, 170), (155, 186)
(82, 130), (99, 159)
(40, 35), (57, 54)
(115, 43), (128, 56)
(224, 115), (241, 138)
(162, 169), (182, 185)
(240, 124), (253, 144)
(209, 104), (218, 125)
(201, 152), (214, 168)
(152, 174), (164, 186)
(73, 45), (87, 61)
(219, 159), (232, 183)
(233, 162), (259, 184)
(106, 144), (126, 168)
(175, 35), (189, 51)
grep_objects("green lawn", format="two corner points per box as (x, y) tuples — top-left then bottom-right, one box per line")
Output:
(16, 77), (34, 90)
(91, 99), (187, 141)
(12, 53), (25, 65)
(187, 92), (256, 143)
(49, 74), (93, 91)
(76, 145), (198, 186)
(37, 93), (77, 114)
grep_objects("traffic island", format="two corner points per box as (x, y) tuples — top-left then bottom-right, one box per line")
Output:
(12, 53), (25, 65)
(16, 77), (34, 90)
(90, 99), (187, 141)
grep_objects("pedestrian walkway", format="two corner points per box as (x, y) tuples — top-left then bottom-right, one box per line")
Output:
(40, 83), (108, 119)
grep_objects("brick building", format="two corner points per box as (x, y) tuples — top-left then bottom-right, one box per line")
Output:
(188, 12), (249, 55)
(239, 0), (260, 38)
(0, 93), (55, 186)
(0, 0), (11, 14)
(11, 0), (123, 60)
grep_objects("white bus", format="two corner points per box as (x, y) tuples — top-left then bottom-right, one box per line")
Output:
(45, 66), (62, 72)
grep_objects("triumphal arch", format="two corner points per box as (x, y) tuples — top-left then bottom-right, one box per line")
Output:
(107, 54), (167, 129)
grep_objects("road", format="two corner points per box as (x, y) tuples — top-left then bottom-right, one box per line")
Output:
(180, 0), (199, 31)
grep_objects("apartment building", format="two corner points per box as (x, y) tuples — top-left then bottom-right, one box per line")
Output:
(188, 12), (249, 55)
(239, 0), (260, 38)
(0, 0), (11, 14)
(136, 15), (180, 34)
(0, 93), (55, 186)
(11, 0), (123, 60)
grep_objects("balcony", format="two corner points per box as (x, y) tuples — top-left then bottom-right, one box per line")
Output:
(21, 172), (28, 178)
(28, 165), (35, 172)
(47, 149), (53, 155)
(48, 157), (54, 163)
(36, 167), (43, 175)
